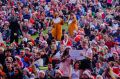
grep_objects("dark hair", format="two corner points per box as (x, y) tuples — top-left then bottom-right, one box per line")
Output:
(61, 48), (70, 60)
(5, 49), (12, 53)
(74, 61), (79, 69)
(14, 68), (23, 75)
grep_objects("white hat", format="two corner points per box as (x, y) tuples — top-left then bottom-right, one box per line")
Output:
(0, 47), (4, 52)
(24, 19), (29, 22)
(22, 37), (28, 42)
(38, 70), (45, 77)
(15, 55), (21, 60)
(25, 47), (30, 51)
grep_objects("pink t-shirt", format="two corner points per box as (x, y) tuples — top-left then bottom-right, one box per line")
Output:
(59, 58), (71, 77)
(107, 0), (112, 4)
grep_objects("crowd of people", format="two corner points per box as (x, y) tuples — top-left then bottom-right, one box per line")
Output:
(0, 0), (120, 79)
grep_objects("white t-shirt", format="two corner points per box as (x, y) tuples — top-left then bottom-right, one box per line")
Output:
(68, 20), (73, 25)
(59, 57), (72, 77)
(53, 17), (61, 24)
(34, 58), (43, 67)
(82, 48), (93, 58)
(112, 23), (119, 31)
(53, 51), (62, 59)
(69, 0), (77, 4)
(71, 68), (80, 79)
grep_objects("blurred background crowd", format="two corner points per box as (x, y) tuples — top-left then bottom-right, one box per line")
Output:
(0, 0), (120, 79)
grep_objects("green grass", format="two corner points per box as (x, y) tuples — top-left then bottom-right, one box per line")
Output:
(62, 23), (68, 32)
(35, 23), (68, 37)
(42, 23), (68, 35)
(18, 23), (68, 43)
(39, 66), (48, 70)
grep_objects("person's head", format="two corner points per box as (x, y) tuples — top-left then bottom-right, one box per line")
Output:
(6, 63), (12, 70)
(42, 41), (48, 48)
(20, 51), (25, 57)
(90, 40), (97, 47)
(74, 61), (79, 69)
(39, 50), (45, 56)
(25, 47), (30, 54)
(62, 48), (70, 58)
(96, 62), (101, 68)
(60, 45), (65, 52)
(51, 39), (56, 45)
(5, 57), (13, 63)
(15, 56), (21, 62)
(48, 63), (53, 70)
(38, 71), (45, 79)
(24, 7), (29, 14)
(4, 21), (9, 29)
(100, 39), (105, 46)
(70, 13), (75, 19)
(23, 68), (30, 76)
(34, 52), (41, 59)
(14, 68), (22, 75)
(53, 12), (59, 18)
(5, 49), (12, 57)
(64, 34), (68, 40)
(51, 44), (57, 51)
(44, 34), (49, 39)
(113, 52), (119, 60)
(0, 47), (4, 54)
(81, 39), (89, 49)
(62, 29), (65, 34)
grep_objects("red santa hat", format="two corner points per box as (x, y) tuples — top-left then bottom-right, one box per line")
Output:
(0, 43), (5, 47)
(112, 66), (119, 75)
(74, 35), (81, 42)
(27, 67), (33, 73)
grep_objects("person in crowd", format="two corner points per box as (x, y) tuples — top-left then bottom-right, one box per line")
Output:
(45, 63), (55, 79)
(71, 61), (81, 79)
(59, 48), (72, 79)
(9, 17), (21, 43)
(68, 13), (78, 37)
(37, 70), (47, 79)
(51, 12), (64, 41)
